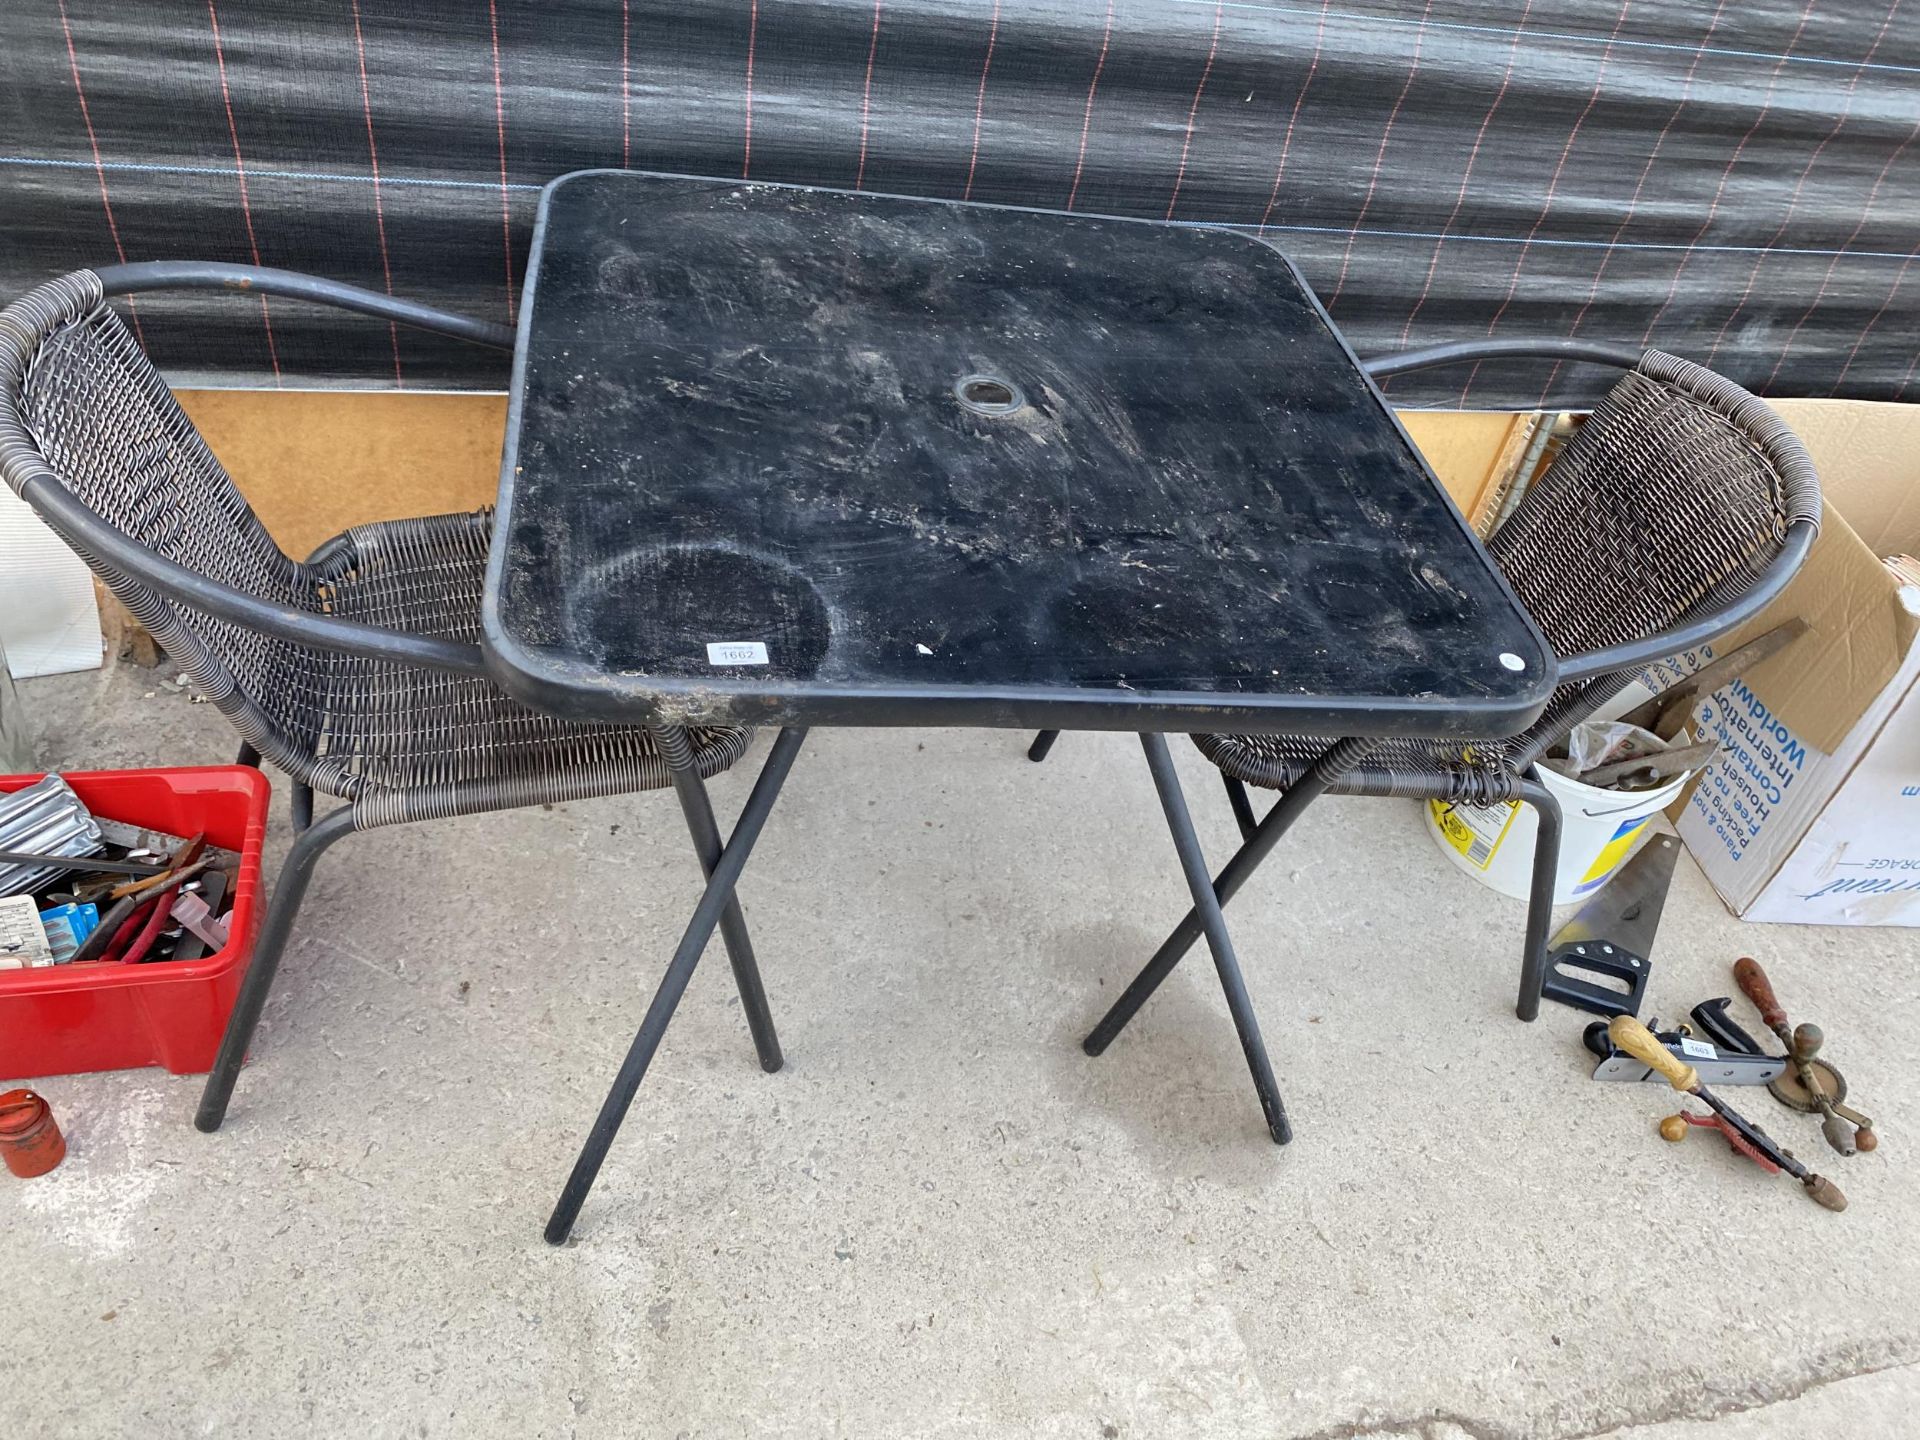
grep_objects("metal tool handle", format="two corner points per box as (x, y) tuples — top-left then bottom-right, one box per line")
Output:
(1791, 1023), (1825, 1062)
(0, 849), (166, 878)
(1733, 956), (1788, 1032)
(1609, 1015), (1699, 1093)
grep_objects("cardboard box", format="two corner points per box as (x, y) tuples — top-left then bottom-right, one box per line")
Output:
(1671, 399), (1920, 925)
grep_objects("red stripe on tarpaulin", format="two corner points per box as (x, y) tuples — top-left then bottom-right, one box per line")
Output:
(54, 0), (143, 349)
(1635, 0), (1819, 352)
(1327, 0), (1440, 307)
(1702, 0), (1904, 375)
(853, 0), (884, 191)
(1765, 110), (1920, 390)
(1165, 2), (1223, 220)
(1064, 0), (1114, 211)
(1395, 0), (1536, 347)
(963, 0), (1001, 202)
(1836, 250), (1919, 397)
(1257, 0), (1330, 233)
(1536, 0), (1737, 402)
(486, 0), (517, 324)
(349, 0), (403, 387)
(205, 0), (281, 383)
(1458, 0), (1638, 405)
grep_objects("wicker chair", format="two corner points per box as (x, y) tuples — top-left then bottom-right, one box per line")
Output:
(1031, 341), (1820, 1086)
(0, 263), (786, 1132)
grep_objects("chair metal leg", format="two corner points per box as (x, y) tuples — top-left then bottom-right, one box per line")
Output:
(1222, 773), (1258, 841)
(546, 727), (808, 1245)
(1085, 739), (1356, 1057)
(231, 741), (309, 833)
(654, 725), (783, 1074)
(1027, 729), (1060, 763)
(195, 807), (357, 1132)
(1137, 733), (1291, 1144)
(1515, 773), (1564, 1023)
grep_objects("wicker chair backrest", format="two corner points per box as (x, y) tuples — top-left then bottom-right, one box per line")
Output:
(1491, 351), (1822, 762)
(1, 273), (326, 766)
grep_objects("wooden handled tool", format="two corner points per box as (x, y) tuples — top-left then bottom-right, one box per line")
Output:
(1733, 956), (1787, 1034)
(1608, 1015), (1846, 1211)
(1617, 619), (1809, 741)
(1734, 957), (1876, 1154)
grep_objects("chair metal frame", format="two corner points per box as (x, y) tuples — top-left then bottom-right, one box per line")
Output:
(0, 263), (799, 1135)
(1029, 340), (1820, 1144)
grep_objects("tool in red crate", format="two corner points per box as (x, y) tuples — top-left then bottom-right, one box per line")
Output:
(96, 836), (207, 967)
(0, 775), (102, 898)
(65, 838), (215, 966)
(0, 895), (54, 969)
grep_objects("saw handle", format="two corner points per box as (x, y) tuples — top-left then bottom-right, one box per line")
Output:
(1608, 1015), (1699, 1093)
(1734, 956), (1788, 1032)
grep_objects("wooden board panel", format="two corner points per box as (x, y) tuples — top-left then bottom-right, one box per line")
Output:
(1398, 410), (1537, 530)
(174, 390), (508, 558)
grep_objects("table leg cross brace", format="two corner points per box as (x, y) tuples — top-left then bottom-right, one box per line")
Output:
(1084, 735), (1377, 1144)
(545, 726), (809, 1244)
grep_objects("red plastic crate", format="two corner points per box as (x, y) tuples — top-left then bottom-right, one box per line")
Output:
(0, 767), (268, 1079)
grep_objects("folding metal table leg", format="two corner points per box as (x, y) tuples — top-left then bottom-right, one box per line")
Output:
(654, 725), (783, 1073)
(1085, 737), (1373, 1059)
(1136, 733), (1291, 1144)
(545, 727), (807, 1245)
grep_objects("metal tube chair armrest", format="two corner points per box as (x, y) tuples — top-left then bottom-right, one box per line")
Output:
(93, 262), (517, 351)
(17, 474), (487, 674)
(1363, 338), (1646, 380)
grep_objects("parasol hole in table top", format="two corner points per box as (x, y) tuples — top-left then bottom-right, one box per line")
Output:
(953, 373), (1026, 416)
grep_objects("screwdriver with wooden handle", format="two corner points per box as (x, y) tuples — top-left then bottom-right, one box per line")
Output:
(1607, 1015), (1846, 1212)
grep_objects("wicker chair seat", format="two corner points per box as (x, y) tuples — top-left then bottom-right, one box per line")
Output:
(297, 509), (750, 823)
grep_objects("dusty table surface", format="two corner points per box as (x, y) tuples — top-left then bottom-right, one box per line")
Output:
(487, 171), (1550, 734)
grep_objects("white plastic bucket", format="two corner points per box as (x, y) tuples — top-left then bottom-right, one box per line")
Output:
(1424, 762), (1691, 903)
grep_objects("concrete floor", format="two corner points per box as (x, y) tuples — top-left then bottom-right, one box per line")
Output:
(3, 665), (1916, 1439)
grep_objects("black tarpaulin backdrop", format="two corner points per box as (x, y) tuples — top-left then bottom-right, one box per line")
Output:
(1, 0), (1914, 407)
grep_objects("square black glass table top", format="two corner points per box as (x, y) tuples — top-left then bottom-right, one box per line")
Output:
(484, 170), (1553, 737)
